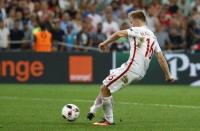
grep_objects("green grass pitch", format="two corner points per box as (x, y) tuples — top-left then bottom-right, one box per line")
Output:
(0, 84), (200, 131)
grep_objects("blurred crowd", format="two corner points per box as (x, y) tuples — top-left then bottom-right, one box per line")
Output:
(0, 0), (200, 52)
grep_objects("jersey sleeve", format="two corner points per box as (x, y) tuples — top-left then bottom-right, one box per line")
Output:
(154, 38), (162, 53)
(126, 28), (138, 37)
(126, 28), (138, 40)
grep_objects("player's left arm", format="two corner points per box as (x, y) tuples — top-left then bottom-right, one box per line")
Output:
(155, 51), (174, 82)
(154, 38), (174, 82)
(99, 30), (128, 52)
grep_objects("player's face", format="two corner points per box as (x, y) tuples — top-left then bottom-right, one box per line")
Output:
(129, 18), (142, 27)
(129, 18), (137, 27)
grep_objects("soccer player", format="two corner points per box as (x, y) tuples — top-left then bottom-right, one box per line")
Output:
(87, 10), (174, 126)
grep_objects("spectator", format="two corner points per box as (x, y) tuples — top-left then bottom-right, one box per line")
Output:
(90, 23), (107, 48)
(146, 4), (159, 32)
(197, 0), (200, 12)
(9, 21), (24, 50)
(155, 22), (171, 50)
(73, 11), (82, 32)
(59, 0), (71, 11)
(87, 3), (102, 31)
(1, 0), (199, 52)
(33, 1), (41, 12)
(60, 12), (71, 33)
(65, 24), (77, 51)
(37, 1), (51, 20)
(118, 10), (129, 26)
(31, 14), (40, 35)
(49, 0), (59, 12)
(34, 23), (52, 52)
(191, 7), (200, 34)
(59, 0), (78, 12)
(103, 6), (118, 22)
(177, 0), (194, 16)
(27, 0), (35, 13)
(111, 1), (121, 19)
(76, 20), (91, 52)
(167, 18), (185, 50)
(0, 1), (7, 21)
(168, 0), (179, 14)
(85, 16), (95, 33)
(102, 8), (119, 37)
(66, 0), (78, 19)
(158, 7), (171, 28)
(110, 22), (130, 51)
(121, 0), (133, 13)
(5, 8), (15, 29)
(52, 20), (65, 42)
(186, 20), (200, 49)
(22, 22), (32, 50)
(0, 20), (9, 51)
(51, 20), (65, 50)
(15, 11), (24, 30)
(52, 4), (63, 20)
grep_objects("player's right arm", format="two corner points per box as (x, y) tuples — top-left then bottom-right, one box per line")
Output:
(155, 52), (174, 82)
(99, 30), (128, 52)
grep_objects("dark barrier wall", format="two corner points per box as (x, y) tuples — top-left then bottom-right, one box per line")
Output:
(116, 52), (200, 85)
(0, 52), (112, 83)
(1, 52), (199, 85)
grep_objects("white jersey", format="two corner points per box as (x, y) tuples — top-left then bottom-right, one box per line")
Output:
(103, 25), (161, 93)
(126, 26), (161, 77)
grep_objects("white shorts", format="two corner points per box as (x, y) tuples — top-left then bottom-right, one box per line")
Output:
(103, 63), (142, 93)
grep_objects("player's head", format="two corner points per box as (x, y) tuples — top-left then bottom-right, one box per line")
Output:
(128, 10), (146, 27)
(40, 22), (47, 31)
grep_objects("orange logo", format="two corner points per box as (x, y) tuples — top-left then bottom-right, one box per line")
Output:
(69, 56), (93, 82)
(0, 60), (44, 82)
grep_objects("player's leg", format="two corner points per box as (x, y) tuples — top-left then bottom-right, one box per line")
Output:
(101, 85), (114, 123)
(87, 84), (114, 123)
(90, 66), (132, 125)
(87, 88), (103, 120)
(89, 92), (102, 113)
(92, 68), (141, 125)
(92, 85), (114, 126)
(93, 76), (135, 125)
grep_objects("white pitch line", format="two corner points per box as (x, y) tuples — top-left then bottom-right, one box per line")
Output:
(73, 99), (200, 109)
(0, 96), (67, 102)
(0, 96), (200, 109)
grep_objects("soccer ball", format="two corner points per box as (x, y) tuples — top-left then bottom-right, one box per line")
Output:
(61, 104), (80, 122)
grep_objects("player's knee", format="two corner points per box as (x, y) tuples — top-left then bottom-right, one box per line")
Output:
(100, 85), (106, 93)
(101, 85), (111, 97)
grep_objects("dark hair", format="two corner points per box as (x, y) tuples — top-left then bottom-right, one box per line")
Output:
(40, 23), (47, 30)
(187, 20), (195, 30)
(128, 10), (146, 22)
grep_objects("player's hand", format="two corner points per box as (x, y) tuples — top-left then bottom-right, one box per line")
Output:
(98, 43), (108, 52)
(166, 76), (175, 83)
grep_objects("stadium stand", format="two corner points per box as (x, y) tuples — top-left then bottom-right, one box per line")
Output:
(0, 0), (199, 52)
